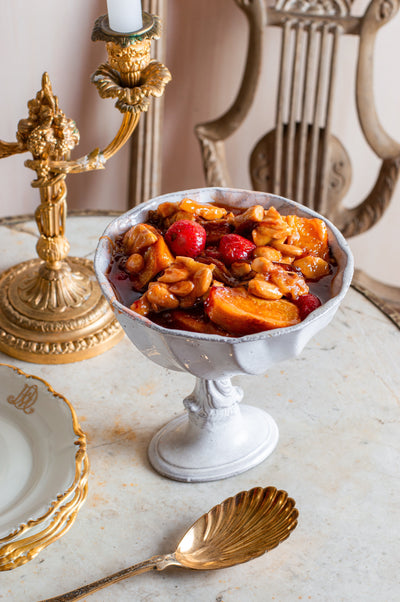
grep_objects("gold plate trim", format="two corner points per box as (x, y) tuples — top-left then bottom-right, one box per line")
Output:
(0, 478), (88, 570)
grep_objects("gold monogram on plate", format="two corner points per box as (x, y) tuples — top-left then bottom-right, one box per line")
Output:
(7, 384), (38, 414)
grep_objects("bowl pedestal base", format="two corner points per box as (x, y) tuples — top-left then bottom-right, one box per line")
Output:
(148, 377), (279, 482)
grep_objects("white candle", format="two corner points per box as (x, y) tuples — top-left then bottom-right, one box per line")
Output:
(107, 0), (143, 33)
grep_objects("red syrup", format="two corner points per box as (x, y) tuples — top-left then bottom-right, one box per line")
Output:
(107, 252), (142, 308)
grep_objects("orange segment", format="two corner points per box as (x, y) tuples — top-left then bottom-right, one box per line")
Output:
(285, 215), (329, 260)
(205, 286), (300, 336)
(293, 255), (331, 280)
(164, 310), (230, 336)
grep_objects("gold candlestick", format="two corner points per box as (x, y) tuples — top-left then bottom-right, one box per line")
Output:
(0, 13), (171, 364)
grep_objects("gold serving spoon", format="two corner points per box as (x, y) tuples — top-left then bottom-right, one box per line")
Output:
(42, 486), (298, 602)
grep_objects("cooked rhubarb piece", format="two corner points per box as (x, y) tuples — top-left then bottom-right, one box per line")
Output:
(204, 286), (300, 336)
(202, 220), (233, 245)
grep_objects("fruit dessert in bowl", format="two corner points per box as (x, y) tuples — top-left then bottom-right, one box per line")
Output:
(94, 187), (353, 482)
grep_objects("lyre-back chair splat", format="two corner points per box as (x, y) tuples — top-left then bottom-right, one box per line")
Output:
(195, 0), (400, 321)
(195, 0), (400, 238)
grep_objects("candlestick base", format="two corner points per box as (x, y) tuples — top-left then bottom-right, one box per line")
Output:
(0, 257), (123, 364)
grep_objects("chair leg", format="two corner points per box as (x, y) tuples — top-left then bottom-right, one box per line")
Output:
(351, 268), (400, 329)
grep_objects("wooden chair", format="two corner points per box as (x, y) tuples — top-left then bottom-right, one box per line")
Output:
(195, 0), (400, 323)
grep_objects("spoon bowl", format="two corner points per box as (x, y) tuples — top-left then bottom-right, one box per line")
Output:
(175, 486), (298, 570)
(42, 486), (298, 601)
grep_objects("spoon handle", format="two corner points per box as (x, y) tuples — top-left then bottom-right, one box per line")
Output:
(40, 555), (166, 602)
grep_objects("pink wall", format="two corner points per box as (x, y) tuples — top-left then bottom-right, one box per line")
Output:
(0, 0), (399, 286)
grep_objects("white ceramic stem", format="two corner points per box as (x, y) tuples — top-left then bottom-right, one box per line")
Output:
(148, 377), (279, 482)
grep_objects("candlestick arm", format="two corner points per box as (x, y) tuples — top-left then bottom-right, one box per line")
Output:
(0, 140), (26, 159)
(2, 11), (170, 188)
(29, 114), (138, 180)
(28, 54), (170, 182)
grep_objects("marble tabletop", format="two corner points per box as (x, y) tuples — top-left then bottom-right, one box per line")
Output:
(1, 214), (399, 602)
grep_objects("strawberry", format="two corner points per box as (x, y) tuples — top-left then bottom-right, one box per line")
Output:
(218, 233), (256, 266)
(295, 293), (321, 320)
(165, 220), (206, 258)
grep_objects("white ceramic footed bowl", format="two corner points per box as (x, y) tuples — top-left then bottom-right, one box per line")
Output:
(94, 188), (353, 380)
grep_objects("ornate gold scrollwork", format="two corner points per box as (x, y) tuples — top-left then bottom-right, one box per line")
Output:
(0, 12), (171, 363)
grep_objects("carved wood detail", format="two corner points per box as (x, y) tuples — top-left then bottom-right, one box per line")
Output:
(250, 125), (352, 216)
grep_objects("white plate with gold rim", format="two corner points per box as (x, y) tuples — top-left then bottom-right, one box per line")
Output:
(0, 363), (87, 543)
(0, 453), (89, 551)
(0, 483), (88, 570)
(0, 460), (88, 570)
